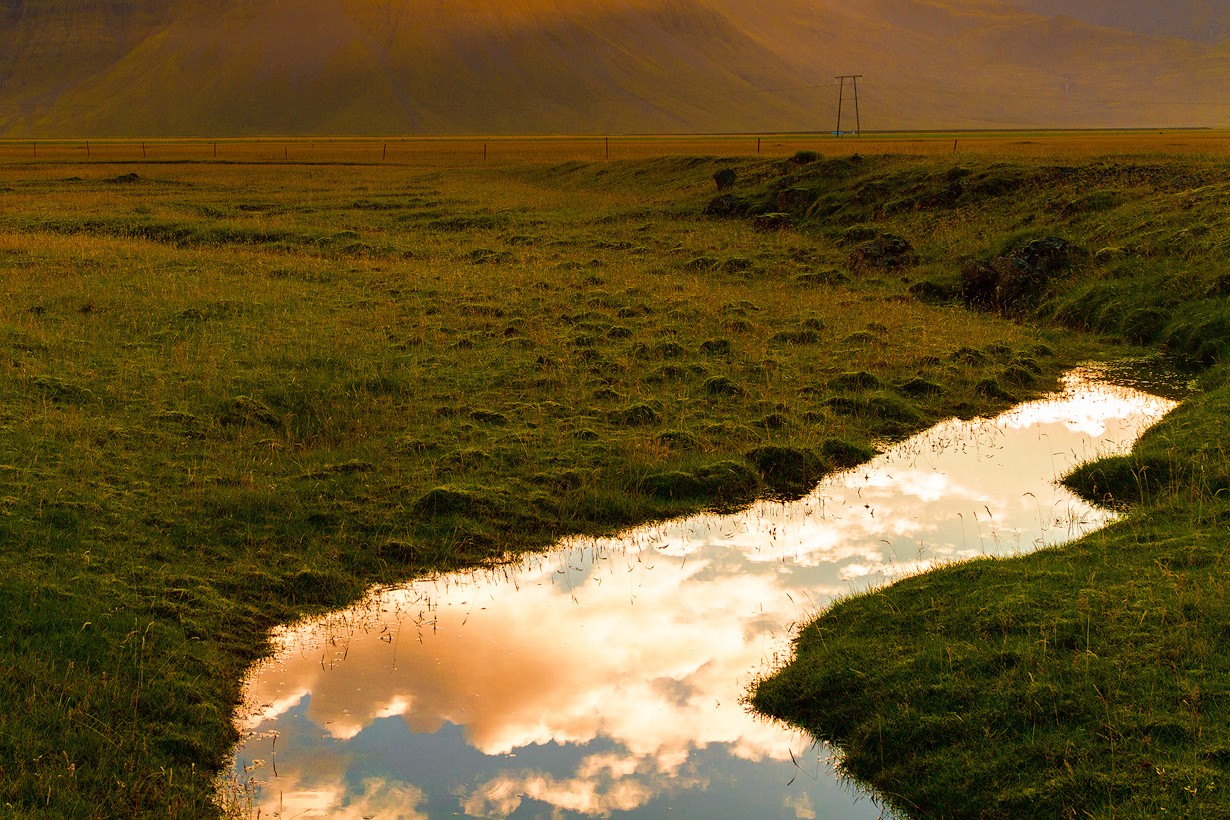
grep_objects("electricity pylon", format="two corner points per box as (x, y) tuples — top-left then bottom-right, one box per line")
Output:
(835, 75), (862, 137)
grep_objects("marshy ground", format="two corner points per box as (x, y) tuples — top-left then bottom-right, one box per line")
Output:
(0, 133), (1227, 816)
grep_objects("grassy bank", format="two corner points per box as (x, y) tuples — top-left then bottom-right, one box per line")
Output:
(752, 380), (1230, 817)
(748, 149), (1230, 817)
(0, 142), (1217, 815)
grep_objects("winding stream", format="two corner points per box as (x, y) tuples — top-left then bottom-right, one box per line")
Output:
(224, 368), (1178, 818)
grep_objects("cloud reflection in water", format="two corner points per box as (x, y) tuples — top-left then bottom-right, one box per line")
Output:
(227, 371), (1176, 818)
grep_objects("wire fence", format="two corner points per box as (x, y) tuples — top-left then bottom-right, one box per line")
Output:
(0, 131), (1227, 166)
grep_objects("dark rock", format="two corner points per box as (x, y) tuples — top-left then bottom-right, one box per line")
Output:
(921, 179), (963, 208)
(909, 279), (959, 304)
(1015, 236), (1079, 274)
(775, 187), (814, 213)
(960, 261), (1000, 310)
(752, 212), (793, 231)
(704, 194), (750, 217)
(850, 234), (917, 270)
(840, 225), (880, 245)
(962, 236), (1081, 313)
(713, 168), (738, 191)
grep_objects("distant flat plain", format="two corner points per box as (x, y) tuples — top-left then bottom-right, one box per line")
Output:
(3, 129), (1229, 166)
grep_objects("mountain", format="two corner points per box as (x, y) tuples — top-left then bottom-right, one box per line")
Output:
(1006, 1), (1230, 44)
(0, 0), (1227, 136)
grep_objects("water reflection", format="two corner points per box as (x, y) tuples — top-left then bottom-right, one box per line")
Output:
(226, 371), (1177, 818)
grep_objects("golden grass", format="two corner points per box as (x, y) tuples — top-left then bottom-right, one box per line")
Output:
(2, 129), (1229, 167)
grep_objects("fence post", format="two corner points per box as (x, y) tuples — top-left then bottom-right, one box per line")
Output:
(142, 142), (147, 159)
(86, 141), (90, 159)
(213, 142), (217, 159)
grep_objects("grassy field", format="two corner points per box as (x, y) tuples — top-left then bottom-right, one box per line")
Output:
(3, 128), (1230, 166)
(0, 134), (1224, 816)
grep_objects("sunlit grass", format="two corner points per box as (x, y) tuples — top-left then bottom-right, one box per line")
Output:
(2, 141), (1223, 815)
(2, 129), (1229, 167)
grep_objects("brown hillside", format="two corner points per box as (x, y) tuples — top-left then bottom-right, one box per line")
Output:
(0, 0), (1226, 135)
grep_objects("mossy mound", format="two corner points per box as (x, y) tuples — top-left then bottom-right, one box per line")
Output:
(642, 460), (759, 505)
(819, 438), (877, 468)
(828, 371), (883, 392)
(412, 486), (493, 518)
(745, 445), (826, 499)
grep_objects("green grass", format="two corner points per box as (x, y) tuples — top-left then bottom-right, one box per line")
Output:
(752, 379), (1230, 818)
(747, 151), (1230, 817)
(0, 144), (1223, 816)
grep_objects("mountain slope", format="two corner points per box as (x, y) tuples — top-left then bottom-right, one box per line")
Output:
(0, 0), (1227, 136)
(1007, 0), (1230, 44)
(3, 0), (818, 135)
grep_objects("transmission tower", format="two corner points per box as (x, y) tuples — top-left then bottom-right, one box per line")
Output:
(835, 75), (862, 137)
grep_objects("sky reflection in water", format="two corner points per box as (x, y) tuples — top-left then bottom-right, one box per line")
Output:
(227, 371), (1176, 819)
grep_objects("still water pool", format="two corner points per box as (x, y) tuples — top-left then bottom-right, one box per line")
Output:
(225, 369), (1177, 818)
